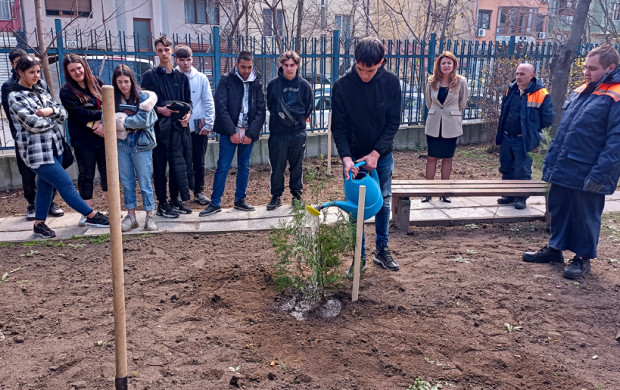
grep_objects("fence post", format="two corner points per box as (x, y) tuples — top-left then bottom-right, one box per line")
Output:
(331, 29), (340, 86)
(55, 19), (65, 86)
(213, 26), (221, 88)
(508, 35), (516, 56)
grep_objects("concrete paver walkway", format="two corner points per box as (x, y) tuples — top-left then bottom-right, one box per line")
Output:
(1, 192), (620, 242)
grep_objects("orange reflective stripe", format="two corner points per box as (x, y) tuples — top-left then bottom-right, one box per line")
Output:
(593, 83), (620, 102)
(575, 83), (587, 93)
(527, 88), (549, 105)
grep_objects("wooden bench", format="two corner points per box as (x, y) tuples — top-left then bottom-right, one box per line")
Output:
(391, 179), (549, 231)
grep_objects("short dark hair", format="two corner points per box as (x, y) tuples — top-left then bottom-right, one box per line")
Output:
(354, 37), (385, 67)
(9, 48), (27, 63)
(174, 45), (192, 59)
(587, 44), (620, 68)
(279, 50), (300, 66)
(236, 51), (253, 63)
(154, 35), (173, 48)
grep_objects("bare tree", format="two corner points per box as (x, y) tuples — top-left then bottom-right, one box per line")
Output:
(549, 0), (593, 135)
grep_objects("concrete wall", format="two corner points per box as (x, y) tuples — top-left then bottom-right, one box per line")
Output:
(0, 121), (488, 190)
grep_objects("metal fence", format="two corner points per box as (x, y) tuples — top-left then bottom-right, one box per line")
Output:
(0, 20), (607, 149)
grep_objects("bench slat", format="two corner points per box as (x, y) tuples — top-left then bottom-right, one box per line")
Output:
(392, 179), (547, 185)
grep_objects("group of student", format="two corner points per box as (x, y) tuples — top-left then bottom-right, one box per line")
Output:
(2, 34), (317, 239)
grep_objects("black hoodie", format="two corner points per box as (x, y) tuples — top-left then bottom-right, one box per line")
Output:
(266, 67), (313, 135)
(331, 63), (401, 159)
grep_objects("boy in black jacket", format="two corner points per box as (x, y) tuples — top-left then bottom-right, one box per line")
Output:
(266, 51), (313, 210)
(141, 35), (193, 218)
(331, 37), (402, 276)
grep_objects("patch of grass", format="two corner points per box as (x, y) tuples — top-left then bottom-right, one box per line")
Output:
(20, 240), (44, 247)
(0, 242), (14, 247)
(407, 377), (441, 390)
(88, 234), (110, 244)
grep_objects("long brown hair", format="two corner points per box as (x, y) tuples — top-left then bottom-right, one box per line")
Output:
(428, 51), (460, 91)
(112, 64), (141, 111)
(62, 53), (102, 103)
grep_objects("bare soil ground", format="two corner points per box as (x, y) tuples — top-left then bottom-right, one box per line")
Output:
(1, 146), (620, 389)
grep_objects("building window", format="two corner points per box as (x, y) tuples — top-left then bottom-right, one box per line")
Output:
(263, 8), (284, 37)
(335, 14), (352, 37)
(206, 0), (219, 25)
(613, 3), (620, 21)
(477, 9), (491, 29)
(0, 0), (12, 20)
(496, 7), (538, 34)
(45, 0), (92, 17)
(185, 0), (206, 24)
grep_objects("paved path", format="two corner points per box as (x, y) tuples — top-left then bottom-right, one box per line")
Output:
(1, 193), (620, 242)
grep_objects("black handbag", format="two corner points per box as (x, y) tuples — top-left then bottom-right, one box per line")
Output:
(61, 136), (74, 169)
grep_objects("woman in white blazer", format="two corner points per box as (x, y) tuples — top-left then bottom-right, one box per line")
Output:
(423, 51), (469, 203)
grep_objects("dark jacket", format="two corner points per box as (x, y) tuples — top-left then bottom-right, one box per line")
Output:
(213, 68), (266, 141)
(496, 77), (555, 152)
(159, 100), (194, 198)
(543, 69), (620, 195)
(266, 67), (313, 135)
(2, 70), (51, 140)
(59, 78), (104, 150)
(331, 64), (401, 159)
(140, 67), (192, 138)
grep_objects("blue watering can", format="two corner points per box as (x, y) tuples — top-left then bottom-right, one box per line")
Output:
(306, 161), (383, 220)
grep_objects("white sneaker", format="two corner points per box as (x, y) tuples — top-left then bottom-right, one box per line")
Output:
(121, 214), (139, 232)
(144, 214), (158, 231)
(78, 215), (87, 227)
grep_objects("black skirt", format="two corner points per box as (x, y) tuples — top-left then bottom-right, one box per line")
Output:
(427, 123), (457, 158)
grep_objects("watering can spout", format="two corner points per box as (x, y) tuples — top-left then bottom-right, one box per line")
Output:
(306, 161), (383, 220)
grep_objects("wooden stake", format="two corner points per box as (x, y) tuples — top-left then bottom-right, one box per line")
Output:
(352, 185), (366, 302)
(326, 111), (332, 175)
(102, 85), (128, 390)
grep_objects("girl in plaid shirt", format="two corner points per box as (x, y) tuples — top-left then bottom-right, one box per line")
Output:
(8, 56), (109, 238)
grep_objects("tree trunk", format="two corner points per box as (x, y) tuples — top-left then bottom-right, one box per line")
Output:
(34, 0), (54, 96)
(296, 0), (304, 45)
(549, 0), (593, 136)
(439, 0), (453, 42)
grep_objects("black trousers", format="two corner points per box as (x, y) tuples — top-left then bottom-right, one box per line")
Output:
(268, 132), (306, 197)
(152, 141), (169, 203)
(191, 132), (209, 194)
(74, 142), (107, 200)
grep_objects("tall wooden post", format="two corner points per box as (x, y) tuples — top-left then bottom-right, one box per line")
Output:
(351, 185), (366, 302)
(102, 85), (128, 390)
(326, 111), (332, 175)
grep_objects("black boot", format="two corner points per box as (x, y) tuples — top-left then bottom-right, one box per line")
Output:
(563, 256), (591, 279)
(522, 245), (564, 263)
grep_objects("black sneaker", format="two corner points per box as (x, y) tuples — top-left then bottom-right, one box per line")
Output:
(156, 202), (180, 218)
(522, 245), (564, 263)
(421, 196), (431, 203)
(514, 199), (527, 210)
(267, 196), (282, 211)
(346, 257), (367, 279)
(26, 205), (35, 221)
(199, 204), (222, 216)
(373, 247), (400, 271)
(170, 199), (193, 214)
(563, 256), (591, 279)
(497, 196), (515, 205)
(234, 199), (255, 211)
(85, 212), (110, 227)
(194, 192), (210, 205)
(48, 202), (64, 217)
(33, 222), (55, 238)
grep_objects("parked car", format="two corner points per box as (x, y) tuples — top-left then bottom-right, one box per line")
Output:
(85, 55), (154, 85)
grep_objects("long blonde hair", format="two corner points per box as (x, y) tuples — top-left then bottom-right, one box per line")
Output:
(428, 51), (460, 91)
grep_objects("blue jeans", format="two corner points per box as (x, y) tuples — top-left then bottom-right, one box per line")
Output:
(118, 135), (155, 212)
(210, 135), (254, 206)
(349, 153), (393, 258)
(32, 155), (93, 221)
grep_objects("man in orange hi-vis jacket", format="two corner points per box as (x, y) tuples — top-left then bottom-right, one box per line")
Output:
(495, 63), (555, 210)
(523, 45), (620, 280)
